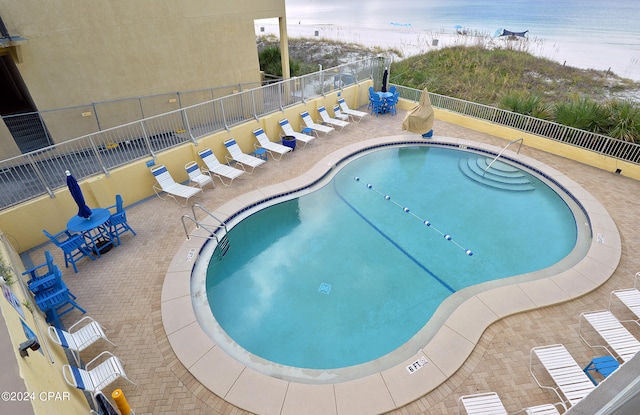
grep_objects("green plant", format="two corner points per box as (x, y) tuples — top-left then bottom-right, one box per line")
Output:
(605, 100), (640, 143)
(553, 97), (612, 133)
(500, 92), (551, 119)
(22, 300), (34, 313)
(258, 46), (302, 77)
(0, 255), (14, 285)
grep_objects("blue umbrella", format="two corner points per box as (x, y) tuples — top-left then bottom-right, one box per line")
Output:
(66, 170), (92, 218)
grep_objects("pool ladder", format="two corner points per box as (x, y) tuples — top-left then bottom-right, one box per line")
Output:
(181, 204), (230, 259)
(482, 138), (523, 176)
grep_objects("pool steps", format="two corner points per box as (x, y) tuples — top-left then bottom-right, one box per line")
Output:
(459, 156), (535, 191)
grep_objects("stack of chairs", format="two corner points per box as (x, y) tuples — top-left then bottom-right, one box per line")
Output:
(22, 251), (86, 328)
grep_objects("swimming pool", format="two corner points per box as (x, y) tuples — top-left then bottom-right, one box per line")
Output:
(196, 144), (591, 377)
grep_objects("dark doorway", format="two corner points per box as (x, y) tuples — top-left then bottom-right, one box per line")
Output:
(0, 54), (51, 153)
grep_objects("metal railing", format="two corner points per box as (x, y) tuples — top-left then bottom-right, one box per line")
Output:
(0, 58), (380, 209)
(394, 85), (640, 165)
(2, 60), (640, 210)
(483, 138), (524, 175)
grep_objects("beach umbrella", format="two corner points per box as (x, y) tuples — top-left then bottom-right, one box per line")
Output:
(381, 68), (388, 92)
(66, 170), (92, 219)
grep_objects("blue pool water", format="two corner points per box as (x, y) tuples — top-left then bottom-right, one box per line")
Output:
(205, 146), (579, 370)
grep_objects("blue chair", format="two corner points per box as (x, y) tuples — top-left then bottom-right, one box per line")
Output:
(385, 92), (399, 116)
(368, 87), (376, 110)
(370, 94), (386, 116)
(43, 229), (95, 273)
(107, 194), (137, 245)
(22, 250), (57, 293)
(32, 266), (85, 328)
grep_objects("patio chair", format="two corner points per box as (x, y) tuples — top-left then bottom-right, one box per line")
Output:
(530, 344), (595, 408)
(223, 138), (266, 173)
(62, 351), (135, 396)
(300, 111), (334, 137)
(252, 128), (292, 160)
(43, 229), (95, 273)
(578, 310), (640, 363)
(332, 104), (350, 122)
(370, 94), (386, 116)
(338, 98), (369, 122)
(385, 92), (399, 115)
(317, 106), (349, 130)
(197, 147), (244, 186)
(150, 164), (202, 206)
(185, 161), (214, 190)
(22, 250), (57, 293)
(278, 118), (315, 148)
(48, 315), (116, 365)
(609, 272), (640, 324)
(106, 194), (137, 246)
(32, 266), (86, 328)
(457, 392), (507, 415)
(338, 98), (367, 122)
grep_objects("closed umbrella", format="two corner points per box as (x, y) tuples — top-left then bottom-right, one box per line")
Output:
(66, 170), (92, 218)
(381, 68), (389, 92)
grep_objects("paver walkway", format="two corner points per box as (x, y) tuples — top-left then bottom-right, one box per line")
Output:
(29, 110), (640, 414)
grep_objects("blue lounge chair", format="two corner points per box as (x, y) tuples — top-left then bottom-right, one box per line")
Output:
(223, 138), (266, 173)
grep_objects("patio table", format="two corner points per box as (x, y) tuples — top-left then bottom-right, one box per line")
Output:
(67, 208), (114, 257)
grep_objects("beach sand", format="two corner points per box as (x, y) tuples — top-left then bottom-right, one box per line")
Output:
(257, 23), (640, 82)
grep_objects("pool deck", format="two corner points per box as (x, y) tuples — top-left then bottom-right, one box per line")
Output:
(29, 110), (640, 414)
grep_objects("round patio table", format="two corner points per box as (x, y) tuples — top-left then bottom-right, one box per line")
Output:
(67, 208), (114, 256)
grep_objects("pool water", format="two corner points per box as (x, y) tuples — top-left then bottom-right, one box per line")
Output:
(205, 146), (579, 370)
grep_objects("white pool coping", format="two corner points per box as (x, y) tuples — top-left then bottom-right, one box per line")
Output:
(161, 136), (621, 415)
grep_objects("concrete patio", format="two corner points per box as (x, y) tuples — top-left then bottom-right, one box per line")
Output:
(21, 109), (640, 414)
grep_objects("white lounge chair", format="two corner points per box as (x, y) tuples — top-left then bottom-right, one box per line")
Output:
(252, 128), (292, 160)
(530, 344), (595, 408)
(151, 164), (202, 206)
(223, 138), (265, 173)
(47, 316), (115, 365)
(62, 351), (136, 394)
(338, 98), (368, 122)
(185, 161), (214, 190)
(579, 310), (640, 363)
(278, 118), (315, 148)
(333, 104), (350, 122)
(317, 106), (349, 130)
(458, 392), (564, 415)
(609, 272), (640, 324)
(197, 147), (244, 186)
(300, 110), (334, 137)
(457, 392), (507, 415)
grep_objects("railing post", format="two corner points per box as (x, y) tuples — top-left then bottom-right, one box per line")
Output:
(183, 110), (197, 145)
(220, 100), (229, 131)
(140, 122), (156, 158)
(87, 135), (110, 177)
(251, 89), (259, 121)
(26, 153), (55, 198)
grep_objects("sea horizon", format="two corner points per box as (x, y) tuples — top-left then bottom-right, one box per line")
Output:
(268, 0), (640, 81)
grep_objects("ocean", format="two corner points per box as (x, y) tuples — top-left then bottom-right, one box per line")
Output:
(279, 0), (640, 80)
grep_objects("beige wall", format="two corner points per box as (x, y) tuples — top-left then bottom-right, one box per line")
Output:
(0, 0), (287, 156)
